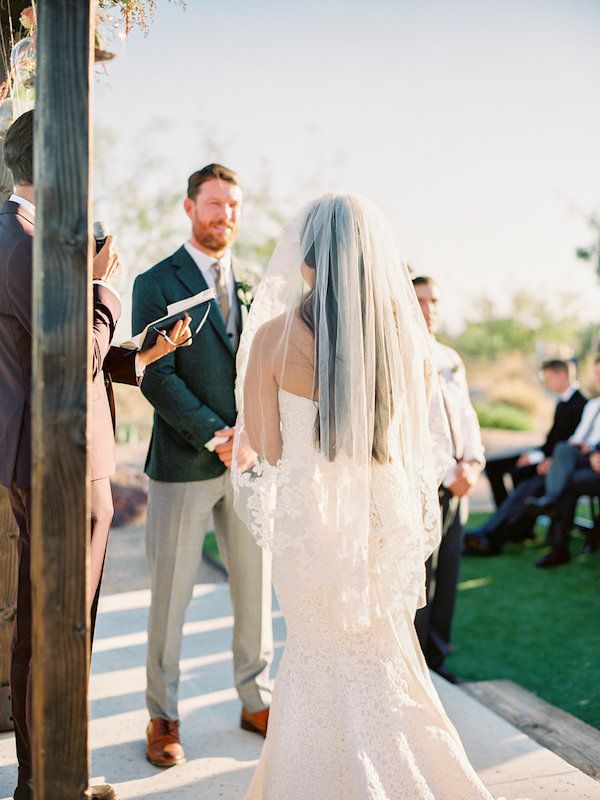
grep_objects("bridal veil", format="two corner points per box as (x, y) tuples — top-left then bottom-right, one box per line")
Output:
(232, 193), (452, 630)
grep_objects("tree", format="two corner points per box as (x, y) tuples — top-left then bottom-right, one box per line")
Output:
(576, 212), (600, 279)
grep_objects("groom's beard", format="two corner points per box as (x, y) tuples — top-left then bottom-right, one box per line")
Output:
(192, 215), (237, 253)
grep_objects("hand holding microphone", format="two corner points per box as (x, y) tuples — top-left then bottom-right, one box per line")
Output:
(92, 221), (121, 287)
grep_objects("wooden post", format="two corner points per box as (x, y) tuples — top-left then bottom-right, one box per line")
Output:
(0, 486), (18, 731)
(31, 2), (93, 798)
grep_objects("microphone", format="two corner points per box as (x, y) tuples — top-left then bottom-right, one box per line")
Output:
(93, 220), (109, 254)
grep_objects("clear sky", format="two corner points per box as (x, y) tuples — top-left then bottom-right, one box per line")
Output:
(95, 0), (600, 334)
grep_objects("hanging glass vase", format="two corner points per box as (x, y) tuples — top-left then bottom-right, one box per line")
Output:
(0, 98), (14, 139)
(11, 36), (36, 91)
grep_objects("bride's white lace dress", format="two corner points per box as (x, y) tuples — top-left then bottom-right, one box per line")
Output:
(245, 388), (493, 800)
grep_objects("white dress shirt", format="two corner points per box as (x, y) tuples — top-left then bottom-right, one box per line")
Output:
(570, 396), (600, 449)
(433, 339), (485, 488)
(183, 240), (241, 349)
(183, 241), (235, 306)
(9, 192), (35, 217)
(9, 193), (144, 379)
(560, 382), (580, 403)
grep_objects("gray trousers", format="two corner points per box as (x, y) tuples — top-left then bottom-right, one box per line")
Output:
(145, 473), (273, 720)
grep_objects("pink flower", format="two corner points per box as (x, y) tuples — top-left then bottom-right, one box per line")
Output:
(20, 6), (36, 31)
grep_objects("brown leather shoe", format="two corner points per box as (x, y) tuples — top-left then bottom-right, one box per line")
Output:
(85, 785), (116, 800)
(146, 718), (186, 767)
(240, 707), (269, 737)
(535, 547), (571, 568)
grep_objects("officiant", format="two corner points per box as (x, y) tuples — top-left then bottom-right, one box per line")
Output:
(0, 110), (192, 800)
(412, 276), (485, 684)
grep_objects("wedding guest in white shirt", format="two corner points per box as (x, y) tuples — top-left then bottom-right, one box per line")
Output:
(412, 275), (485, 683)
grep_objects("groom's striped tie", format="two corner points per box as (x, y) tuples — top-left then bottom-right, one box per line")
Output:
(212, 260), (230, 322)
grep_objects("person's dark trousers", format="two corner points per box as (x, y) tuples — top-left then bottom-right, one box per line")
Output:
(549, 469), (600, 549)
(8, 478), (113, 789)
(484, 454), (536, 508)
(545, 442), (591, 499)
(8, 486), (32, 792)
(415, 489), (462, 671)
(481, 474), (544, 548)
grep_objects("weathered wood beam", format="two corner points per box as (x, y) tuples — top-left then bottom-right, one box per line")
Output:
(462, 679), (600, 781)
(30, 1), (92, 797)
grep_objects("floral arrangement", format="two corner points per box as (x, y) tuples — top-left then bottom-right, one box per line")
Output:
(0, 0), (185, 137)
(99, 0), (186, 36)
(236, 282), (254, 308)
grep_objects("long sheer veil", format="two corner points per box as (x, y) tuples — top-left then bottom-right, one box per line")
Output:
(232, 193), (452, 630)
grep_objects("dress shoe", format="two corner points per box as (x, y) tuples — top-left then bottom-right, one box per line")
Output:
(241, 707), (269, 737)
(463, 532), (501, 556)
(584, 528), (600, 555)
(146, 718), (186, 767)
(524, 496), (559, 518)
(85, 786), (117, 800)
(535, 547), (571, 568)
(432, 667), (462, 685)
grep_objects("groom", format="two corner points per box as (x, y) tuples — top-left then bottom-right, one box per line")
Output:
(132, 164), (273, 768)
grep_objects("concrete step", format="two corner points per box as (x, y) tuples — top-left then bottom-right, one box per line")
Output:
(1, 583), (599, 799)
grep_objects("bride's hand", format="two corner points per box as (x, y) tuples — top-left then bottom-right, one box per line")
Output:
(214, 427), (234, 468)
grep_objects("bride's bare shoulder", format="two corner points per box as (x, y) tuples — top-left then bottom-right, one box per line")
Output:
(254, 311), (310, 350)
(252, 313), (288, 353)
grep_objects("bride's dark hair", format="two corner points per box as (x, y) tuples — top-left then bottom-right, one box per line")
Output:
(298, 197), (393, 464)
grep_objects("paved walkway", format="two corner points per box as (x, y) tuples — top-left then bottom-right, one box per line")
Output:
(1, 581), (599, 800)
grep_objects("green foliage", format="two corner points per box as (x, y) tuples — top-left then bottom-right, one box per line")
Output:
(575, 213), (600, 278)
(455, 292), (581, 360)
(100, 0), (186, 35)
(473, 401), (533, 431)
(452, 512), (600, 729)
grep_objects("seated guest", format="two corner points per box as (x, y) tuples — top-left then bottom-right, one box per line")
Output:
(525, 355), (600, 566)
(540, 450), (600, 567)
(464, 359), (586, 555)
(483, 360), (585, 508)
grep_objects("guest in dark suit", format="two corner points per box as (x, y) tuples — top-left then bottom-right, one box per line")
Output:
(0, 111), (190, 800)
(133, 164), (273, 768)
(483, 360), (585, 508)
(464, 359), (587, 556)
(525, 355), (600, 567)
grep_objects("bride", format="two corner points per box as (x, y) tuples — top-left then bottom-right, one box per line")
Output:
(232, 194), (494, 799)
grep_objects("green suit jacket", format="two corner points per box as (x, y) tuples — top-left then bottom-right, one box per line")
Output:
(132, 245), (247, 482)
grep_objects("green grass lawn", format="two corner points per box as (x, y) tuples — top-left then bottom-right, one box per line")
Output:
(204, 511), (600, 729)
(449, 511), (600, 729)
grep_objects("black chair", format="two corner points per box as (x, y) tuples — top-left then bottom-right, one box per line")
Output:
(573, 494), (600, 554)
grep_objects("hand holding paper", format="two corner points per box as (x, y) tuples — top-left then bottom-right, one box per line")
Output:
(122, 287), (216, 351)
(138, 315), (193, 367)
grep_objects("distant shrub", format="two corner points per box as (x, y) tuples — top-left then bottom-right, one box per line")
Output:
(487, 377), (540, 415)
(474, 401), (533, 431)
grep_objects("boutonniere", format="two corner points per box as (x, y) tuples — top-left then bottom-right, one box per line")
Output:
(438, 363), (461, 383)
(236, 282), (254, 307)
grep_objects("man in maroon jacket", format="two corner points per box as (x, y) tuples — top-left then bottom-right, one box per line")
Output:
(0, 112), (190, 800)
